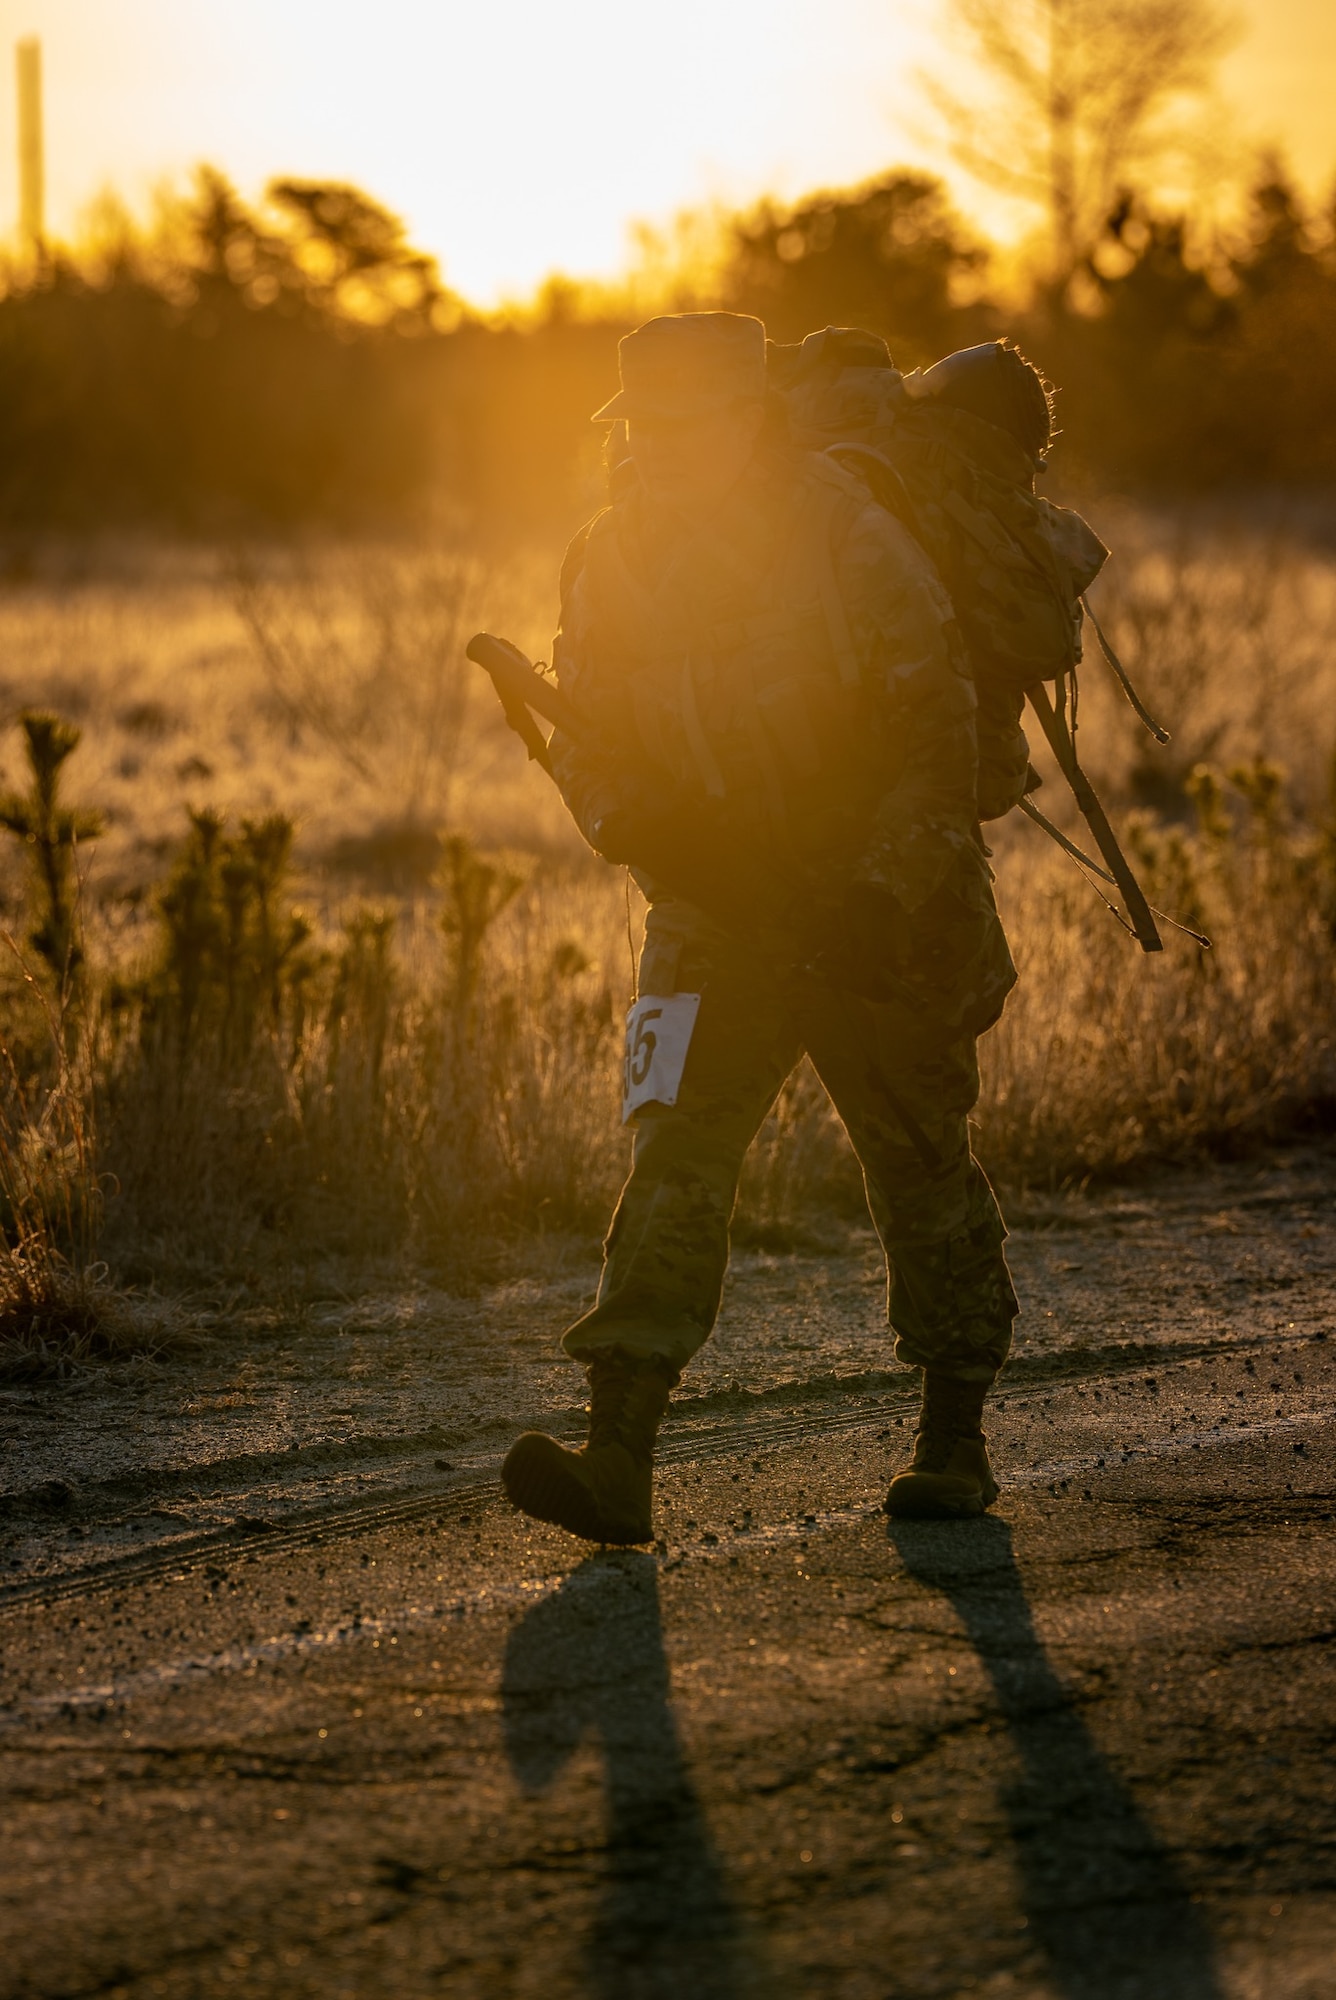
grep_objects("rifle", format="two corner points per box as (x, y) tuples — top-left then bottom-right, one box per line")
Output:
(467, 633), (559, 775)
(467, 631), (949, 1168)
(468, 632), (788, 936)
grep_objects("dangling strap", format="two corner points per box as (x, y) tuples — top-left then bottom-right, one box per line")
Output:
(1017, 795), (1211, 947)
(1025, 678), (1164, 953)
(1080, 594), (1171, 745)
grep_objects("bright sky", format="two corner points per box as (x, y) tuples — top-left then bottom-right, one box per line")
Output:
(0, 0), (1332, 304)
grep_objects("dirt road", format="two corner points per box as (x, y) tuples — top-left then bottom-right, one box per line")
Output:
(2, 1147), (1334, 1998)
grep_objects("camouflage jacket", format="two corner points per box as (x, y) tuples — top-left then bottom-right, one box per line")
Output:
(550, 445), (1014, 1029)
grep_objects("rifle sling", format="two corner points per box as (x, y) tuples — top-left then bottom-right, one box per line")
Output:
(1080, 595), (1171, 745)
(1025, 679), (1163, 953)
(1018, 796), (1211, 948)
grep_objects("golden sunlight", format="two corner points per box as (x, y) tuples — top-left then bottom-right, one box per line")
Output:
(2, 6), (1336, 1991)
(0, 0), (1330, 304)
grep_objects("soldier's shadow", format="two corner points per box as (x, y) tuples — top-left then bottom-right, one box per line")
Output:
(502, 1551), (752, 2000)
(889, 1514), (1222, 1999)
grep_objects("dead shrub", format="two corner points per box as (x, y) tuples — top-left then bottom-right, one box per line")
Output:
(0, 520), (1334, 1320)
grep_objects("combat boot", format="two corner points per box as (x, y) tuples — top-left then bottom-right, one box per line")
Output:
(885, 1370), (999, 1520)
(501, 1350), (676, 1545)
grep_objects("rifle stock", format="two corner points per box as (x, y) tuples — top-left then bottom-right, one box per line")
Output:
(468, 629), (764, 926)
(466, 631), (573, 772)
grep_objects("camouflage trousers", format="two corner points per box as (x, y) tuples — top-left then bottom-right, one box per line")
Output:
(563, 899), (1018, 1385)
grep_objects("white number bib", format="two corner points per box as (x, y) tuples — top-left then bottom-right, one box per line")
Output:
(622, 993), (701, 1122)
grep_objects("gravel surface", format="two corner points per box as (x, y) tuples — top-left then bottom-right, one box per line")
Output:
(1, 1143), (1334, 1997)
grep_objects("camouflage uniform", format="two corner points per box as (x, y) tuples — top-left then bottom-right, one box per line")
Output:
(551, 438), (1019, 1385)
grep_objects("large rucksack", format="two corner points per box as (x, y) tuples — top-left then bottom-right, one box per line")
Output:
(768, 326), (1171, 953)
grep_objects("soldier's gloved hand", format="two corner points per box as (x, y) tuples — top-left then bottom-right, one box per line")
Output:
(804, 881), (913, 999)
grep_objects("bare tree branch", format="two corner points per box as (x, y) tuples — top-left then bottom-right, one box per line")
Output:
(927, 0), (1238, 281)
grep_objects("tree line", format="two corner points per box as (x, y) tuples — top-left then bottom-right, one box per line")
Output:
(0, 155), (1332, 536)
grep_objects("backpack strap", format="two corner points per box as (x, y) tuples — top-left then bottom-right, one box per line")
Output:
(830, 443), (918, 521)
(815, 525), (861, 690)
(796, 455), (888, 690)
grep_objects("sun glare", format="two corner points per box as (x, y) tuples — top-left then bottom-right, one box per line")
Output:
(0, 0), (1330, 305)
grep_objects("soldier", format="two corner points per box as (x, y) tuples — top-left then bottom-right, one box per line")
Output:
(502, 311), (1019, 1544)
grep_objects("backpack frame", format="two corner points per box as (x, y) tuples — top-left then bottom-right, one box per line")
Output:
(770, 325), (1172, 953)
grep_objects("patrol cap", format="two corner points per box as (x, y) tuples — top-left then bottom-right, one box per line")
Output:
(591, 312), (767, 423)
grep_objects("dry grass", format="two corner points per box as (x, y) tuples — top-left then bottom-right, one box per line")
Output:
(0, 942), (194, 1377)
(1050, 499), (1336, 812)
(983, 800), (1336, 1180)
(0, 1274), (194, 1382)
(0, 505), (1332, 1355)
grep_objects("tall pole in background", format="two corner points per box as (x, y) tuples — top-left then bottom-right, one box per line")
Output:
(16, 35), (44, 259)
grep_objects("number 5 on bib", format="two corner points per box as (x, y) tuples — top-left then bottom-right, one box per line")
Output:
(622, 993), (702, 1122)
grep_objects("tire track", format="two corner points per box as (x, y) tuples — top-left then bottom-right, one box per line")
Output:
(1, 1334), (1322, 1616)
(6, 1409), (1331, 1733)
(0, 1391), (917, 1614)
